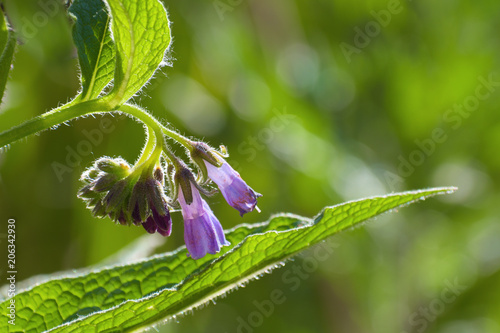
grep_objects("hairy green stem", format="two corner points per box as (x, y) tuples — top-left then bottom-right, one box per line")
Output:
(0, 99), (194, 164)
(117, 104), (165, 141)
(161, 125), (192, 148)
(135, 126), (156, 166)
(0, 99), (110, 148)
(162, 143), (182, 167)
(119, 104), (193, 149)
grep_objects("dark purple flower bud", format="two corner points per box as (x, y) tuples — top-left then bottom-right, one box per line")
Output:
(178, 182), (230, 259)
(146, 178), (169, 216)
(204, 161), (261, 216)
(129, 178), (172, 236)
(141, 207), (172, 236)
(131, 203), (143, 226)
(150, 203), (172, 237)
(128, 181), (149, 223)
(117, 210), (127, 225)
(142, 216), (157, 234)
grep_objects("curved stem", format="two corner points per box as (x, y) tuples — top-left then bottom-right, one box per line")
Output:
(118, 104), (165, 146)
(135, 126), (156, 166)
(0, 98), (194, 166)
(118, 104), (195, 162)
(161, 125), (192, 148)
(162, 143), (182, 167)
(146, 142), (164, 173)
(0, 99), (174, 148)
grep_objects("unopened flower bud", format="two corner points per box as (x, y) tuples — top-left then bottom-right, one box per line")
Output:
(146, 178), (169, 216)
(188, 141), (222, 182)
(81, 168), (100, 184)
(128, 181), (149, 223)
(92, 173), (119, 192)
(104, 179), (129, 213)
(78, 184), (97, 199)
(142, 217), (157, 234)
(92, 200), (107, 218)
(78, 156), (187, 241)
(96, 157), (130, 176)
(174, 164), (196, 204)
(154, 166), (164, 184)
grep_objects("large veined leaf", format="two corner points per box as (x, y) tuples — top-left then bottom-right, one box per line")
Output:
(0, 187), (455, 333)
(105, 0), (171, 105)
(69, 0), (115, 101)
(0, 9), (16, 104)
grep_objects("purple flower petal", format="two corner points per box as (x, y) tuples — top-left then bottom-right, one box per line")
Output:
(204, 161), (261, 216)
(178, 183), (230, 259)
(142, 217), (157, 234)
(202, 200), (229, 247)
(151, 204), (172, 237)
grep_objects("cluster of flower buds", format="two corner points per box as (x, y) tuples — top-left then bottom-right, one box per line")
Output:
(78, 157), (172, 236)
(78, 141), (261, 260)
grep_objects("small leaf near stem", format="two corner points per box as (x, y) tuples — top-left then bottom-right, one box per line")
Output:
(69, 0), (115, 102)
(105, 0), (171, 106)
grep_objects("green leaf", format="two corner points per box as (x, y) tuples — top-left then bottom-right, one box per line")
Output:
(105, 0), (171, 105)
(0, 9), (16, 104)
(0, 187), (455, 332)
(69, 0), (115, 101)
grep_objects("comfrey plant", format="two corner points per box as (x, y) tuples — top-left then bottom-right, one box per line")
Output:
(2, 0), (262, 259)
(0, 0), (455, 332)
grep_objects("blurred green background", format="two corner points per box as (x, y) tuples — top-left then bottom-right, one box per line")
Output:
(1, 0), (500, 332)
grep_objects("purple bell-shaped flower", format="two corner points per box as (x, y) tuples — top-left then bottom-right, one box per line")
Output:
(204, 160), (261, 216)
(178, 181), (230, 259)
